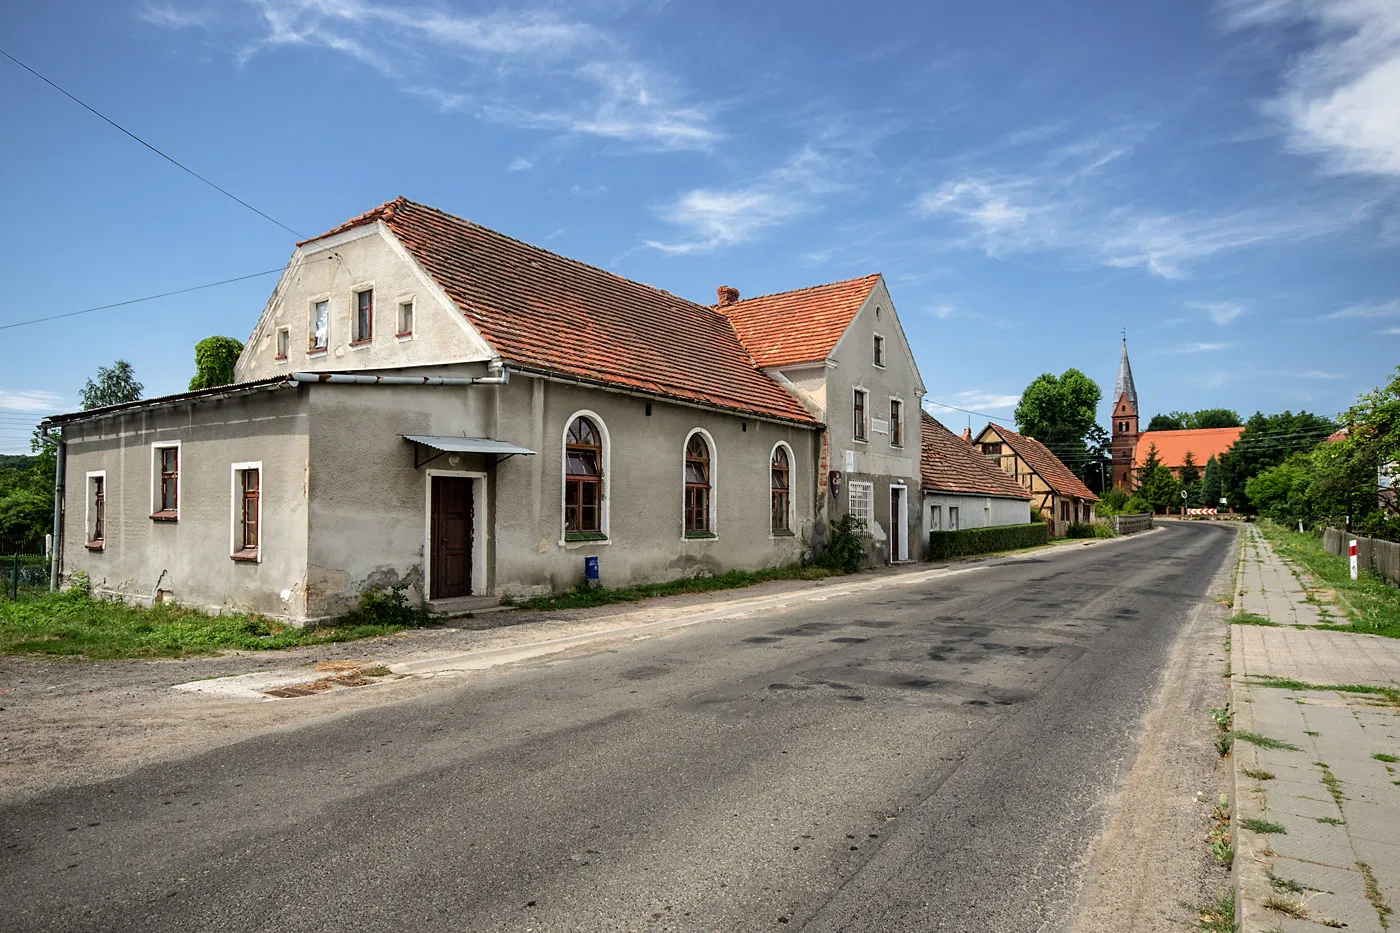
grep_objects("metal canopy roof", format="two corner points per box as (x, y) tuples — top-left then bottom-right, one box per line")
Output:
(403, 435), (536, 468)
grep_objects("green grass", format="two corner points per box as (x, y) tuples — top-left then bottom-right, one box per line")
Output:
(1257, 520), (1400, 638)
(1195, 888), (1237, 932)
(1230, 611), (1279, 627)
(1373, 753), (1399, 763)
(1241, 816), (1288, 834)
(0, 589), (422, 660)
(1358, 862), (1394, 928)
(1233, 730), (1302, 751)
(1247, 675), (1400, 707)
(512, 564), (840, 611)
(1244, 767), (1276, 780)
(1315, 816), (1346, 825)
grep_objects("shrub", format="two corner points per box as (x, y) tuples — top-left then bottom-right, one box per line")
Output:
(340, 582), (428, 628)
(927, 522), (1050, 559)
(821, 513), (869, 573)
(1124, 495), (1152, 514)
(1096, 487), (1130, 516)
(1065, 521), (1116, 539)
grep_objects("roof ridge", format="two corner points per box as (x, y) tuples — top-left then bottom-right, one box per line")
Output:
(722, 273), (881, 307)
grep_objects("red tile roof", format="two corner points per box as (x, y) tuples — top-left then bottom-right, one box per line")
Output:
(1135, 427), (1244, 469)
(718, 274), (882, 368)
(304, 198), (817, 425)
(981, 424), (1099, 501)
(921, 413), (1031, 500)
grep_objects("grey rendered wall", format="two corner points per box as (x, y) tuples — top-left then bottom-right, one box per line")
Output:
(60, 389), (310, 618)
(300, 373), (819, 610)
(922, 493), (1031, 532)
(820, 280), (924, 562)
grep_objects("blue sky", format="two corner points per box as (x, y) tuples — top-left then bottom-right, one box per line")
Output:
(2, 0), (1398, 454)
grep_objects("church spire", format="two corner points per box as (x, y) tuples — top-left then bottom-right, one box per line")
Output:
(1114, 335), (1138, 413)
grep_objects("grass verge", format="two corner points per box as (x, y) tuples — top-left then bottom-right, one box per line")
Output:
(511, 564), (840, 612)
(1247, 675), (1400, 707)
(1241, 816), (1287, 835)
(1229, 612), (1278, 627)
(1256, 520), (1400, 638)
(1233, 731), (1302, 752)
(0, 588), (425, 660)
(1195, 888), (1237, 932)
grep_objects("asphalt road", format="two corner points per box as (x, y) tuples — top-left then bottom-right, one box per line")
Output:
(2, 521), (1236, 932)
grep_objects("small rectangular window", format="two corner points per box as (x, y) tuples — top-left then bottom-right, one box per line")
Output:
(873, 334), (885, 367)
(233, 466), (260, 560)
(397, 300), (414, 337)
(353, 290), (374, 344)
(848, 482), (874, 524)
(890, 399), (903, 447)
(152, 445), (179, 520)
(275, 327), (289, 361)
(982, 443), (1003, 456)
(949, 506), (959, 530)
(930, 504), (941, 531)
(310, 299), (329, 351)
(87, 474), (105, 548)
(853, 389), (867, 441)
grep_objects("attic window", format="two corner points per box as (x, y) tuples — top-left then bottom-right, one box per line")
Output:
(275, 327), (289, 361)
(982, 443), (1003, 456)
(309, 299), (329, 352)
(873, 334), (885, 367)
(352, 289), (374, 345)
(397, 300), (414, 338)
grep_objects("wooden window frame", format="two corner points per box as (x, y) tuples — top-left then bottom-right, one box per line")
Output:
(683, 431), (715, 537)
(564, 416), (604, 537)
(889, 398), (903, 447)
(85, 471), (106, 549)
(853, 389), (868, 442)
(230, 462), (262, 562)
(150, 442), (180, 521)
(872, 333), (885, 368)
(275, 326), (290, 361)
(351, 288), (374, 346)
(308, 297), (330, 354)
(770, 444), (792, 535)
(396, 297), (415, 339)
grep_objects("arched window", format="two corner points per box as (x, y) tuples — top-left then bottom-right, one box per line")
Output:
(771, 446), (790, 532)
(684, 433), (711, 534)
(565, 416), (602, 533)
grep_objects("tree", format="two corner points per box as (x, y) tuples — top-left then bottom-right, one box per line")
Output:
(1201, 456), (1223, 509)
(1015, 369), (1102, 478)
(188, 336), (245, 391)
(1221, 410), (1338, 512)
(1082, 423), (1112, 493)
(1135, 443), (1181, 513)
(1144, 409), (1242, 431)
(1179, 451), (1202, 506)
(80, 360), (143, 411)
(1147, 413), (1184, 431)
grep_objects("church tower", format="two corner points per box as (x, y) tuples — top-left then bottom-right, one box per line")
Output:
(1110, 338), (1139, 488)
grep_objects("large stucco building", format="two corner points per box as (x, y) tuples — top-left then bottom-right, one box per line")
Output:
(45, 198), (925, 622)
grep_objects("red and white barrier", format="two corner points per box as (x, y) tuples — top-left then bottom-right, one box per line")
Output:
(1350, 539), (1358, 580)
(1186, 508), (1218, 516)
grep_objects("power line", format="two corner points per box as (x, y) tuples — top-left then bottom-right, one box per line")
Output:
(0, 46), (304, 239)
(0, 268), (285, 331)
(923, 400), (1015, 425)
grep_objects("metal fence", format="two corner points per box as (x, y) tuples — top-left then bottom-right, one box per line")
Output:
(3, 553), (49, 600)
(1322, 528), (1400, 587)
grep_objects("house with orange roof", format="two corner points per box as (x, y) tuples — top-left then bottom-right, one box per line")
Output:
(44, 198), (925, 621)
(972, 423), (1100, 537)
(921, 413), (1033, 533)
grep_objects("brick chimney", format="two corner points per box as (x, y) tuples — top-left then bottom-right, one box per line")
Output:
(961, 427), (973, 445)
(716, 285), (740, 308)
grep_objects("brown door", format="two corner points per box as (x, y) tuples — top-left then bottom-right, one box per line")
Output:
(890, 487), (901, 561)
(431, 476), (473, 599)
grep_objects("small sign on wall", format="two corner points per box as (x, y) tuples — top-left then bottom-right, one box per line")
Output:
(844, 449), (855, 472)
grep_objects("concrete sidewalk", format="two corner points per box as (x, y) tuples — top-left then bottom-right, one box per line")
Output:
(1232, 523), (1400, 932)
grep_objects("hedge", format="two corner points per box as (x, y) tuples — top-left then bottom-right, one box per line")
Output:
(927, 522), (1050, 559)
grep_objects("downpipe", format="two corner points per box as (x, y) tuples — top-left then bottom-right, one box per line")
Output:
(42, 428), (64, 592)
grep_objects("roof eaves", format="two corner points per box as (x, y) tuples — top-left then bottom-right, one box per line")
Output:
(41, 377), (297, 427)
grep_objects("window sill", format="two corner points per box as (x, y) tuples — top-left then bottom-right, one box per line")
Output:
(349, 339), (373, 349)
(565, 532), (608, 542)
(306, 348), (328, 358)
(149, 511), (179, 522)
(770, 529), (796, 537)
(230, 550), (260, 563)
(85, 540), (105, 551)
(274, 354), (288, 362)
(684, 531), (717, 540)
(395, 331), (414, 340)
(853, 437), (869, 445)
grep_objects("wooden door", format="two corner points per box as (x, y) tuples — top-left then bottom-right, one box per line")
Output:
(431, 476), (473, 599)
(890, 487), (902, 561)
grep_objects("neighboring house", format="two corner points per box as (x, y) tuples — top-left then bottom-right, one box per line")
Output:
(920, 412), (1032, 534)
(721, 276), (925, 563)
(973, 423), (1099, 537)
(1110, 339), (1242, 485)
(45, 198), (925, 621)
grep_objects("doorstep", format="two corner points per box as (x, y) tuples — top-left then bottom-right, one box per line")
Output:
(427, 595), (505, 616)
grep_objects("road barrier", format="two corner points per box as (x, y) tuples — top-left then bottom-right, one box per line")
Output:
(1322, 528), (1400, 587)
(1109, 513), (1154, 535)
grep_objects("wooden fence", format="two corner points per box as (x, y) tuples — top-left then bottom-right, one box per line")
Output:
(1322, 528), (1400, 587)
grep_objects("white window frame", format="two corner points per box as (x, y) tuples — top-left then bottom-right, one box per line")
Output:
(423, 469), (490, 598)
(682, 427), (719, 541)
(848, 480), (874, 525)
(229, 461), (263, 562)
(150, 441), (181, 519)
(275, 326), (290, 361)
(890, 483), (909, 561)
(307, 294), (331, 355)
(85, 470), (106, 548)
(560, 410), (612, 547)
(949, 505), (960, 530)
(769, 441), (797, 538)
(396, 295), (415, 340)
(888, 395), (905, 448)
(852, 386), (869, 444)
(350, 282), (376, 348)
(872, 332), (886, 368)
(929, 503), (942, 532)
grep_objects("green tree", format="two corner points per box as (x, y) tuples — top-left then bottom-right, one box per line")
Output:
(1145, 409), (1242, 431)
(1147, 413), (1185, 431)
(1245, 457), (1314, 525)
(1015, 369), (1102, 477)
(1135, 443), (1182, 513)
(1179, 451), (1202, 506)
(80, 360), (143, 410)
(1221, 410), (1338, 512)
(1201, 456), (1223, 509)
(188, 336), (245, 391)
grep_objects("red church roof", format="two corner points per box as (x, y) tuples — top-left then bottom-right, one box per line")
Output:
(1135, 427), (1243, 468)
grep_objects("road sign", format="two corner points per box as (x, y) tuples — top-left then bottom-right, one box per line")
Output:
(1187, 508), (1217, 516)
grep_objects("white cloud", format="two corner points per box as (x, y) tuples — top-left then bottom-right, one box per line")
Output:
(0, 390), (63, 413)
(1166, 342), (1233, 353)
(146, 1), (717, 151)
(1188, 300), (1246, 325)
(507, 156), (533, 172)
(1298, 369), (1345, 379)
(918, 180), (1029, 232)
(138, 3), (213, 28)
(1328, 298), (1400, 318)
(927, 304), (955, 319)
(1223, 0), (1400, 177)
(1383, 326), (1400, 334)
(926, 391), (1021, 413)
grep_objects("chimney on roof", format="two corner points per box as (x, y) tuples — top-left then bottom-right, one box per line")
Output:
(962, 427), (973, 444)
(716, 285), (740, 308)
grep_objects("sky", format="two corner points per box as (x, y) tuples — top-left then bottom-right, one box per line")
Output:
(2, 0), (1398, 454)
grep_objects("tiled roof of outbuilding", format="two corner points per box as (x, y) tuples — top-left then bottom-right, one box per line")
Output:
(303, 198), (818, 425)
(718, 274), (882, 369)
(981, 423), (1099, 502)
(921, 412), (1031, 500)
